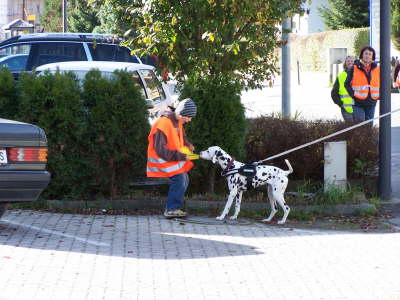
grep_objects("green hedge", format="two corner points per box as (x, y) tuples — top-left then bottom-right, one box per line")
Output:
(18, 71), (86, 199)
(0, 67), (19, 119)
(0, 68), (378, 199)
(245, 115), (378, 181)
(0, 69), (149, 200)
(180, 75), (247, 193)
(81, 70), (149, 199)
(290, 28), (370, 72)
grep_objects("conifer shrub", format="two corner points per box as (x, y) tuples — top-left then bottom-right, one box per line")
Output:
(180, 75), (247, 193)
(12, 69), (149, 200)
(246, 116), (378, 180)
(81, 70), (149, 199)
(0, 67), (19, 119)
(17, 71), (86, 199)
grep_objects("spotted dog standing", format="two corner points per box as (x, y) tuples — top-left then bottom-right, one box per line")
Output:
(200, 146), (293, 224)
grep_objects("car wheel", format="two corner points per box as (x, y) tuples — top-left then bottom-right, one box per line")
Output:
(0, 203), (8, 218)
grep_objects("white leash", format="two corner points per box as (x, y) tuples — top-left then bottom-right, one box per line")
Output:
(254, 107), (400, 165)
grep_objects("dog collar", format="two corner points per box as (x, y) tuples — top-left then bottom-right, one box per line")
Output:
(221, 159), (235, 176)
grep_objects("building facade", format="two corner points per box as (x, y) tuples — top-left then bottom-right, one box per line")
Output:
(0, 0), (45, 39)
(292, 0), (328, 35)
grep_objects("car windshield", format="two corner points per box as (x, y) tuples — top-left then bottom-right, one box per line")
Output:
(139, 69), (166, 103)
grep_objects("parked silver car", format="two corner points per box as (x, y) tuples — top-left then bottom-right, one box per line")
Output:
(36, 61), (178, 123)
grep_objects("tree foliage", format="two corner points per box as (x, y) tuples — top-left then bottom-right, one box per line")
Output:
(68, 1), (101, 33)
(318, 0), (369, 30)
(41, 0), (100, 33)
(92, 0), (305, 89)
(41, 0), (63, 32)
(392, 1), (400, 51)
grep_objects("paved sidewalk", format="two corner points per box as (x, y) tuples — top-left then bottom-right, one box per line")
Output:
(0, 210), (400, 300)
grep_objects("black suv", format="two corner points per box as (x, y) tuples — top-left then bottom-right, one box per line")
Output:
(0, 33), (146, 79)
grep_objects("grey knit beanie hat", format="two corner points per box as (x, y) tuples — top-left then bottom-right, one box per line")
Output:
(175, 98), (197, 117)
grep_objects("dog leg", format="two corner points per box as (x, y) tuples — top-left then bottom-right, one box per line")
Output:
(217, 187), (238, 220)
(230, 190), (243, 220)
(262, 185), (277, 223)
(275, 192), (290, 225)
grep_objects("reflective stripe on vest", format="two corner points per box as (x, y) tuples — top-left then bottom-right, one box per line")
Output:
(337, 72), (353, 114)
(147, 161), (186, 174)
(147, 116), (193, 178)
(148, 157), (168, 164)
(351, 65), (380, 100)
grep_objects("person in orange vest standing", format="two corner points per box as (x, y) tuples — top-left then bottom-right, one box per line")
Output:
(147, 98), (197, 218)
(344, 46), (380, 125)
(393, 60), (400, 90)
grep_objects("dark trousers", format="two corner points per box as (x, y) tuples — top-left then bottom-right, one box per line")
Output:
(353, 105), (376, 124)
(166, 173), (189, 211)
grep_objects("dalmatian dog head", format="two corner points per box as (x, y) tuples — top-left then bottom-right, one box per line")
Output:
(200, 146), (232, 166)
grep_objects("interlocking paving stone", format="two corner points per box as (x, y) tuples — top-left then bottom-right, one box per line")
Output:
(0, 210), (400, 300)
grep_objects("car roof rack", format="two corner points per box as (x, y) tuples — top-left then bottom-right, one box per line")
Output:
(0, 32), (122, 46)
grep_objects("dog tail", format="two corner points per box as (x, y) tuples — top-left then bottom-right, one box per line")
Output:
(284, 159), (293, 175)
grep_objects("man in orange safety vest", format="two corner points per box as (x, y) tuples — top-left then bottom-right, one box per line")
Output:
(147, 98), (197, 218)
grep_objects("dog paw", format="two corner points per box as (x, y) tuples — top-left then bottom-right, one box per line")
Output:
(261, 218), (272, 223)
(229, 216), (238, 220)
(216, 216), (225, 221)
(277, 220), (286, 225)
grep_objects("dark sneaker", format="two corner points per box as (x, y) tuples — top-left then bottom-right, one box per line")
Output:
(164, 209), (188, 218)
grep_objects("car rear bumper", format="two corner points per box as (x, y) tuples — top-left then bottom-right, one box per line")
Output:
(0, 170), (50, 202)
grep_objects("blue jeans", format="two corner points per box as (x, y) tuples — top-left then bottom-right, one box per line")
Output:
(353, 105), (376, 124)
(166, 173), (189, 211)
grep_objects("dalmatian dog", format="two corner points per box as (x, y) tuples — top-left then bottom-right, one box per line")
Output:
(199, 146), (293, 224)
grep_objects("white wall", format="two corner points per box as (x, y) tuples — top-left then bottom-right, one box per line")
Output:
(5, 0), (44, 21)
(293, 0), (328, 35)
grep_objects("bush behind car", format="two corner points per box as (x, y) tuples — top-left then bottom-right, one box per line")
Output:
(0, 68), (149, 200)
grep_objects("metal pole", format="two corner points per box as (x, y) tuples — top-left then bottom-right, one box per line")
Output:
(297, 59), (300, 85)
(378, 0), (391, 200)
(22, 0), (26, 20)
(62, 0), (67, 32)
(281, 18), (291, 116)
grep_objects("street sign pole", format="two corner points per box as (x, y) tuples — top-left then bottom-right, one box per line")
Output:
(62, 0), (68, 32)
(281, 18), (291, 117)
(378, 0), (391, 200)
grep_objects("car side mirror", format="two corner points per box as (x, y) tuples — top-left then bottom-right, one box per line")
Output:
(145, 99), (155, 109)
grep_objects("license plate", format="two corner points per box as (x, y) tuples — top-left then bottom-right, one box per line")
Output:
(0, 149), (7, 164)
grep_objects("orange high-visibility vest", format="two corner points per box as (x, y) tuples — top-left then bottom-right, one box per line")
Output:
(351, 65), (380, 100)
(396, 72), (400, 87)
(147, 117), (193, 177)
